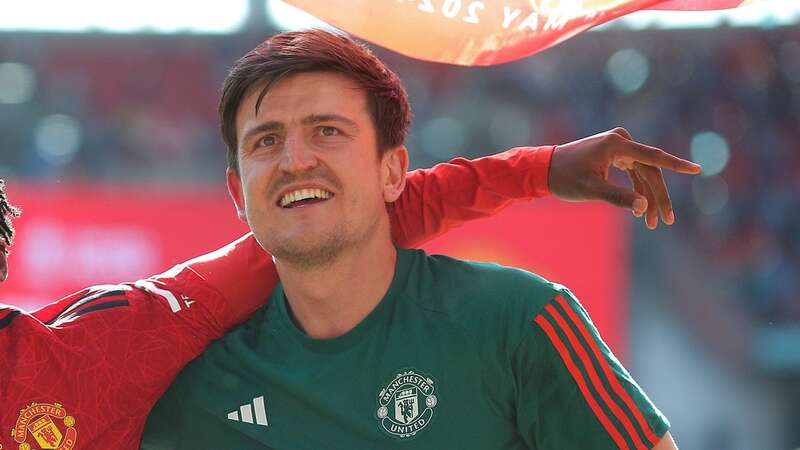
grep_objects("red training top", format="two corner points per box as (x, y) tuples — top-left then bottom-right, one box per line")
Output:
(0, 147), (552, 450)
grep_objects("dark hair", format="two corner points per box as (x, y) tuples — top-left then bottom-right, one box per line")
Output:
(219, 29), (412, 173)
(0, 180), (20, 247)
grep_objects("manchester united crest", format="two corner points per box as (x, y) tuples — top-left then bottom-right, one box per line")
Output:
(376, 369), (438, 439)
(10, 402), (77, 450)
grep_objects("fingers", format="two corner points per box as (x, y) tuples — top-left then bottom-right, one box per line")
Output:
(635, 162), (674, 227)
(640, 171), (660, 229)
(593, 180), (647, 213)
(621, 140), (702, 175)
(602, 128), (689, 228)
(628, 163), (672, 229)
(626, 169), (647, 217)
(625, 166), (658, 228)
(605, 128), (701, 174)
(558, 128), (696, 229)
(610, 127), (634, 141)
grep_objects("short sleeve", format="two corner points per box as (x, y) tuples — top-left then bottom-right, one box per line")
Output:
(514, 289), (670, 450)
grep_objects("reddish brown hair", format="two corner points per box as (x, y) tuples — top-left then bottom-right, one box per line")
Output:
(219, 29), (412, 173)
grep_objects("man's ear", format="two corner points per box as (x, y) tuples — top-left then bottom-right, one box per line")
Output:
(226, 168), (248, 222)
(382, 146), (409, 203)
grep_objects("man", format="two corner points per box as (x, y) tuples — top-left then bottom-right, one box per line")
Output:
(141, 30), (686, 449)
(5, 159), (555, 449)
(0, 130), (693, 450)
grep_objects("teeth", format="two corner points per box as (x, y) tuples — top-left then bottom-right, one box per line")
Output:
(280, 188), (333, 207)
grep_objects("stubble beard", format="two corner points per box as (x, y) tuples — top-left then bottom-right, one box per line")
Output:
(266, 214), (380, 271)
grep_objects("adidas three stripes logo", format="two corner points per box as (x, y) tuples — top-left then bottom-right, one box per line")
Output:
(227, 396), (269, 427)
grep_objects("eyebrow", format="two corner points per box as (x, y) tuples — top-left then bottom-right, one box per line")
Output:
(241, 121), (284, 145)
(240, 114), (360, 145)
(301, 114), (360, 130)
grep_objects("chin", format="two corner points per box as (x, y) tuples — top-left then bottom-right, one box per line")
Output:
(266, 230), (349, 270)
(260, 215), (379, 269)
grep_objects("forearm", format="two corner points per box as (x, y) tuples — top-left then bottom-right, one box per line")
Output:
(181, 233), (277, 325)
(391, 146), (554, 247)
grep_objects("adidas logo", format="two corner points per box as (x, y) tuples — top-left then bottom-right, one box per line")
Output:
(227, 395), (268, 427)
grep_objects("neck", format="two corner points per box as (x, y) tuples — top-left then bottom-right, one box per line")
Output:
(274, 226), (397, 340)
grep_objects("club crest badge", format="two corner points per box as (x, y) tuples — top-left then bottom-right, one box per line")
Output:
(10, 402), (77, 450)
(375, 369), (438, 439)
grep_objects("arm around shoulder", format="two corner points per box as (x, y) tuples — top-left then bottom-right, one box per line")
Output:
(180, 232), (278, 325)
(391, 146), (554, 247)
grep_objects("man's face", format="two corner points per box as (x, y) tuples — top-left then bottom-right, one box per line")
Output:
(227, 71), (406, 268)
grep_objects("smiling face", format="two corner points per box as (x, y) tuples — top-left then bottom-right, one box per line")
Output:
(227, 71), (407, 268)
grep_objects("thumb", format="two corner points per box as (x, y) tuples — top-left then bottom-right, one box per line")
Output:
(591, 182), (648, 214)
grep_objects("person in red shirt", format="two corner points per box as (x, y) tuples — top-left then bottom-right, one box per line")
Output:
(0, 129), (698, 450)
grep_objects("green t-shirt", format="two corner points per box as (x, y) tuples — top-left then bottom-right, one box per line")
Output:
(141, 248), (669, 450)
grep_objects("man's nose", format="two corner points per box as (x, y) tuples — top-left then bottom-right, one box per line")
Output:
(278, 134), (317, 174)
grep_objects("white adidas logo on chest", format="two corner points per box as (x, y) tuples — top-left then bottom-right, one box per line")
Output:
(227, 395), (269, 427)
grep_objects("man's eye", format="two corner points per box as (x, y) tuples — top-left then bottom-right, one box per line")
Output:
(319, 126), (340, 137)
(258, 135), (277, 147)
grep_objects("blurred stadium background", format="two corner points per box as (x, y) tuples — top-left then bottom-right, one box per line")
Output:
(1, 1), (798, 448)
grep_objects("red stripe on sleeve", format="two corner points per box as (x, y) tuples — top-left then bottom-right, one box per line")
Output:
(555, 295), (660, 446)
(545, 304), (648, 450)
(534, 314), (629, 450)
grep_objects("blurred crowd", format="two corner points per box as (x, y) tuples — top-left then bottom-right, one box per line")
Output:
(0, 25), (798, 329)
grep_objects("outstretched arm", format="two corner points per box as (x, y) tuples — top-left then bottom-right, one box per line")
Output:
(391, 146), (553, 247)
(391, 128), (702, 247)
(7, 129), (702, 325)
(213, 128), (702, 311)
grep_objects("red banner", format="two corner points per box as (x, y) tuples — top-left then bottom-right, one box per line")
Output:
(2, 183), (628, 354)
(285, 0), (748, 65)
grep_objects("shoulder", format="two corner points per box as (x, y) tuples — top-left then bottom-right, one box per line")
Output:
(28, 274), (203, 327)
(27, 284), (135, 325)
(2, 285), (139, 334)
(403, 248), (565, 320)
(401, 249), (578, 363)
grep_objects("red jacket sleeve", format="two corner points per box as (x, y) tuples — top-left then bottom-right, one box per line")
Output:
(391, 146), (554, 247)
(0, 235), (276, 450)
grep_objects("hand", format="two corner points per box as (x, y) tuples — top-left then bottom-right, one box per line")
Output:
(549, 128), (702, 229)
